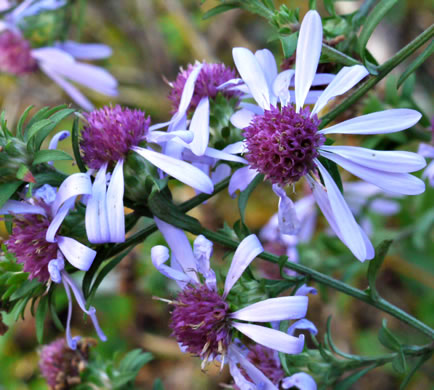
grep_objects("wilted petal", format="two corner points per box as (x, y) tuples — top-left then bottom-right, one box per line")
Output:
(62, 281), (80, 350)
(295, 284), (318, 296)
(320, 150), (425, 195)
(319, 109), (422, 135)
(52, 173), (92, 216)
(107, 159), (125, 243)
(46, 197), (76, 242)
(272, 184), (300, 235)
(233, 47), (271, 110)
(232, 322), (304, 354)
(282, 372), (317, 390)
(223, 234), (263, 297)
(231, 296), (308, 322)
(48, 130), (70, 151)
(48, 258), (64, 284)
(151, 245), (192, 283)
(312, 65), (369, 116)
(133, 146), (214, 194)
(314, 159), (368, 261)
(229, 167), (260, 197)
(294, 10), (322, 112)
(288, 319), (318, 336)
(320, 145), (426, 173)
(57, 236), (96, 271)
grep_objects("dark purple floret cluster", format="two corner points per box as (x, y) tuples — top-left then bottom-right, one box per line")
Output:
(80, 105), (151, 169)
(246, 344), (285, 385)
(0, 30), (37, 75)
(244, 106), (324, 186)
(6, 213), (57, 282)
(170, 284), (231, 359)
(168, 62), (241, 114)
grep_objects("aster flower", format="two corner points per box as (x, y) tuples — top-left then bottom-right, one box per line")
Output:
(39, 337), (95, 389)
(151, 218), (309, 372)
(227, 10), (426, 262)
(79, 105), (214, 244)
(152, 61), (243, 157)
(0, 181), (106, 349)
(0, 2), (117, 110)
(418, 143), (434, 186)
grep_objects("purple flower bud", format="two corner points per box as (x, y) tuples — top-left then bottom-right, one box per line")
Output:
(80, 105), (151, 169)
(244, 106), (324, 186)
(39, 337), (96, 389)
(168, 62), (240, 114)
(0, 30), (37, 75)
(170, 284), (231, 360)
(6, 211), (57, 282)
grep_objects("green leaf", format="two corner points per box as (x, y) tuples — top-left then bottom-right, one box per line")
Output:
(334, 363), (378, 390)
(323, 0), (336, 16)
(378, 319), (401, 351)
(24, 119), (53, 142)
(321, 44), (361, 66)
(392, 349), (407, 374)
(0, 181), (22, 208)
(398, 40), (434, 88)
(10, 279), (40, 300)
(36, 295), (49, 343)
(34, 171), (68, 187)
(238, 173), (263, 223)
(358, 0), (398, 63)
(367, 240), (393, 301)
(318, 157), (343, 193)
(280, 33), (298, 58)
(16, 105), (34, 140)
(32, 149), (72, 165)
(71, 116), (87, 172)
(202, 2), (239, 20)
(399, 351), (432, 390)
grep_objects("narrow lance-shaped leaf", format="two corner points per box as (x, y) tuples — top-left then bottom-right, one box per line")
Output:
(71, 116), (87, 173)
(398, 40), (434, 88)
(36, 295), (49, 344)
(334, 363), (379, 390)
(32, 150), (73, 165)
(392, 348), (407, 374)
(378, 319), (401, 351)
(238, 173), (263, 223)
(202, 2), (239, 20)
(367, 240), (393, 301)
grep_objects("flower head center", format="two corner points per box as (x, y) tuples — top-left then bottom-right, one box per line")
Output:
(0, 30), (37, 75)
(170, 284), (231, 360)
(80, 105), (151, 169)
(169, 63), (241, 114)
(244, 106), (324, 185)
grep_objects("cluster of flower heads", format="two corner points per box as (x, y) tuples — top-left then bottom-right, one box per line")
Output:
(1, 5), (432, 390)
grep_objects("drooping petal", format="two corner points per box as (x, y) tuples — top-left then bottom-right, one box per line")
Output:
(231, 108), (256, 129)
(189, 97), (210, 156)
(193, 235), (217, 290)
(314, 159), (368, 261)
(132, 146), (214, 194)
(294, 10), (323, 112)
(57, 236), (96, 271)
(288, 319), (318, 336)
(51, 173), (92, 216)
(320, 150), (426, 195)
(312, 65), (369, 116)
(272, 184), (300, 235)
(48, 130), (70, 150)
(230, 296), (308, 322)
(223, 234), (263, 297)
(320, 145), (426, 173)
(154, 217), (199, 283)
(0, 200), (46, 216)
(232, 322), (304, 354)
(233, 47), (271, 110)
(229, 344), (278, 390)
(229, 167), (260, 197)
(151, 245), (192, 284)
(295, 284), (318, 296)
(62, 280), (80, 350)
(282, 372), (317, 390)
(48, 257), (64, 284)
(273, 69), (294, 107)
(106, 159), (125, 243)
(46, 197), (76, 242)
(319, 109), (422, 135)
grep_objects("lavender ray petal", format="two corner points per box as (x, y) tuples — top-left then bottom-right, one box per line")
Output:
(232, 322), (305, 355)
(272, 184), (300, 235)
(132, 146), (214, 194)
(55, 41), (112, 60)
(229, 167), (260, 197)
(222, 141), (247, 155)
(211, 164), (231, 184)
(189, 97), (210, 156)
(46, 197), (76, 243)
(273, 69), (295, 107)
(223, 234), (263, 297)
(295, 284), (318, 296)
(230, 296), (308, 322)
(312, 65), (368, 116)
(217, 77), (242, 90)
(319, 109), (422, 135)
(57, 236), (96, 271)
(151, 245), (191, 283)
(231, 108), (256, 129)
(288, 319), (318, 337)
(282, 372), (317, 390)
(418, 143), (434, 158)
(176, 62), (203, 121)
(62, 279), (80, 350)
(48, 130), (70, 150)
(107, 159), (125, 243)
(0, 200), (46, 216)
(147, 130), (193, 144)
(294, 10), (322, 112)
(52, 173), (92, 216)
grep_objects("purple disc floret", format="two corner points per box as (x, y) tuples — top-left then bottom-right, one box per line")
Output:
(39, 338), (66, 388)
(80, 105), (151, 169)
(246, 344), (285, 385)
(244, 106), (324, 185)
(0, 30), (37, 75)
(6, 213), (58, 282)
(170, 284), (231, 359)
(168, 62), (241, 114)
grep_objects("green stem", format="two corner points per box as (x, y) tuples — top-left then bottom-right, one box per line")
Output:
(320, 24), (434, 128)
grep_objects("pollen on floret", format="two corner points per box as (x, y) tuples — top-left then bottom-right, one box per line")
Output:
(169, 284), (231, 361)
(80, 105), (151, 169)
(243, 106), (324, 186)
(0, 30), (37, 75)
(6, 213), (58, 282)
(168, 62), (241, 114)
